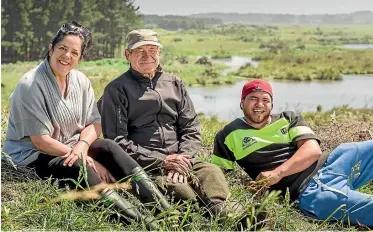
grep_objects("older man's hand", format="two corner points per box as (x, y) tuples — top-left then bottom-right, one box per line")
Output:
(162, 154), (192, 175)
(92, 159), (116, 183)
(166, 170), (188, 184)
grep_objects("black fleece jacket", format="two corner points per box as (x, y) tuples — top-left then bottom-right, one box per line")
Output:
(98, 66), (201, 169)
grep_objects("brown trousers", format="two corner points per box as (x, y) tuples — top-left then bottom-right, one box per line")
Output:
(153, 161), (230, 208)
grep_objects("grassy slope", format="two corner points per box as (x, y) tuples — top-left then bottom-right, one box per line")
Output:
(2, 108), (373, 231)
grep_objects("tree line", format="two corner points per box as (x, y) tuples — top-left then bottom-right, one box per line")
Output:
(1, 0), (143, 63)
(190, 11), (373, 25)
(143, 15), (222, 31)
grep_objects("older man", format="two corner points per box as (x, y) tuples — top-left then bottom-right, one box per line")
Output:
(99, 29), (237, 217)
(212, 79), (373, 227)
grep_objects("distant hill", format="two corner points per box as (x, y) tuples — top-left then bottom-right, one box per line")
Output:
(143, 15), (222, 30)
(189, 11), (373, 25)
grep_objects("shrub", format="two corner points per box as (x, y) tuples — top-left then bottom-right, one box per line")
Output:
(172, 37), (183, 42)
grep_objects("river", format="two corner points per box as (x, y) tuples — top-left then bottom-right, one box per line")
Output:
(187, 56), (373, 121)
(342, 44), (373, 50)
(211, 56), (259, 75)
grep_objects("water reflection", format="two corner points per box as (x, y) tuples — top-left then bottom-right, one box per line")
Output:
(187, 75), (373, 121)
(211, 56), (259, 76)
(342, 44), (373, 50)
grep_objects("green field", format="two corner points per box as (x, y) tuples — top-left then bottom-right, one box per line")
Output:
(3, 24), (373, 104)
(1, 24), (373, 231)
(159, 24), (373, 81)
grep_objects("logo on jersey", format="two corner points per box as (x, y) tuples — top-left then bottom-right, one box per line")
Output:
(242, 137), (256, 149)
(280, 127), (288, 135)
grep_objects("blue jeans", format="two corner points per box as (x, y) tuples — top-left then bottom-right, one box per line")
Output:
(298, 140), (373, 226)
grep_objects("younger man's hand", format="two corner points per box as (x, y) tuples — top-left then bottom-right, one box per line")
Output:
(255, 170), (282, 187)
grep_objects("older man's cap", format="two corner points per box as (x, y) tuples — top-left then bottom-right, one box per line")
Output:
(126, 29), (162, 49)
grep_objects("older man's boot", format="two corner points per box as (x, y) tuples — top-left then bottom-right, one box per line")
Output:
(130, 166), (176, 212)
(101, 188), (159, 230)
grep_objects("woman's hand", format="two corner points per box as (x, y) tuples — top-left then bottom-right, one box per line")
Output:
(62, 141), (90, 167)
(62, 123), (101, 167)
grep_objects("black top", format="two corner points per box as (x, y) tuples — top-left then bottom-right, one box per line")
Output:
(212, 111), (326, 199)
(98, 66), (201, 169)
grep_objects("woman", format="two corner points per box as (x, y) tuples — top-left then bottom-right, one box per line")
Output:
(3, 21), (173, 230)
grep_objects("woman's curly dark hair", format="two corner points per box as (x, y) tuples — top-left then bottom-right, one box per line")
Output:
(45, 20), (92, 60)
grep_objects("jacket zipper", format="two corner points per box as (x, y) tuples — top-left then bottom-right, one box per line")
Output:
(150, 79), (165, 148)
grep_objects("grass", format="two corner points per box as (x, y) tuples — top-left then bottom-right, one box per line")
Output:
(2, 107), (373, 231)
(158, 24), (373, 81)
(156, 24), (373, 56)
(1, 179), (124, 230)
(1, 57), (232, 104)
(234, 48), (373, 81)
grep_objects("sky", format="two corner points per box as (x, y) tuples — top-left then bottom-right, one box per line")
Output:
(133, 0), (373, 15)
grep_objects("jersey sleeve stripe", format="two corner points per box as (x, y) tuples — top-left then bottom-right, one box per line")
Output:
(289, 126), (315, 140)
(211, 154), (234, 169)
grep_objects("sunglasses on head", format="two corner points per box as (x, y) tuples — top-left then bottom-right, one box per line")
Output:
(59, 23), (90, 37)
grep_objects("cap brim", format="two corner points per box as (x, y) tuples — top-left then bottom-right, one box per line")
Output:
(128, 41), (162, 49)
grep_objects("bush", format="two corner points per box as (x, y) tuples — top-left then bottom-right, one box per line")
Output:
(161, 45), (176, 65)
(176, 56), (189, 64)
(316, 105), (323, 112)
(296, 44), (306, 50)
(195, 56), (212, 65)
(173, 37), (183, 42)
(202, 68), (219, 79)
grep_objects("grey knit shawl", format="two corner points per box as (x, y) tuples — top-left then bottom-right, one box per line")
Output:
(3, 59), (100, 164)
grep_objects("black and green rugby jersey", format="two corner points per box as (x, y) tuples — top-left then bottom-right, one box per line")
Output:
(212, 111), (321, 199)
